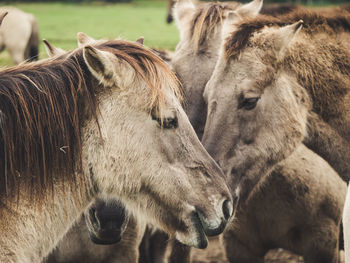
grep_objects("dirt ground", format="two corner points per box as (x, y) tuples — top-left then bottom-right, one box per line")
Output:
(188, 237), (345, 263)
(164, 233), (345, 262)
(189, 237), (302, 263)
(163, 236), (303, 263)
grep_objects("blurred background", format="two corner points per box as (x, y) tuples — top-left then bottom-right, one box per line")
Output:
(0, 0), (348, 65)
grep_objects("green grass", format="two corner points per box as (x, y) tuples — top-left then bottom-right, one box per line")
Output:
(0, 1), (179, 65)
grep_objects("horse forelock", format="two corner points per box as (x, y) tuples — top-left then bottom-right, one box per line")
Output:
(190, 2), (240, 53)
(92, 40), (182, 116)
(224, 10), (350, 60)
(0, 39), (181, 204)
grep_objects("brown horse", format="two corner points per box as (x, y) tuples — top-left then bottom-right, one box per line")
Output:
(0, 7), (39, 63)
(0, 34), (233, 262)
(202, 7), (350, 202)
(43, 38), (169, 263)
(172, 0), (346, 262)
(201, 5), (350, 261)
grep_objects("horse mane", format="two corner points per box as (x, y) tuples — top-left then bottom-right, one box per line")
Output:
(0, 39), (180, 203)
(225, 9), (350, 59)
(95, 41), (181, 111)
(341, 3), (350, 13)
(260, 4), (300, 17)
(190, 1), (241, 53)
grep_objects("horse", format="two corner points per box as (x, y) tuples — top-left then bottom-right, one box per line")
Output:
(43, 38), (178, 263)
(43, 39), (160, 263)
(171, 0), (347, 262)
(201, 4), (350, 203)
(46, 198), (145, 263)
(0, 34), (233, 262)
(0, 7), (39, 64)
(199, 6), (350, 261)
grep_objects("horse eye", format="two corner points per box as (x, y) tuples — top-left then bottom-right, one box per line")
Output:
(163, 117), (178, 129)
(239, 97), (260, 110)
(152, 115), (178, 129)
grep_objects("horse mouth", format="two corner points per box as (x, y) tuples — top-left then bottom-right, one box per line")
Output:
(190, 211), (209, 249)
(89, 233), (122, 245)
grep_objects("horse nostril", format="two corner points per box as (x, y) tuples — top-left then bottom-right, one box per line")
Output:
(222, 200), (233, 221)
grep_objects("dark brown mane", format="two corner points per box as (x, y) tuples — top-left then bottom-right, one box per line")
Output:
(0, 39), (179, 203)
(190, 1), (240, 53)
(225, 10), (350, 59)
(341, 3), (350, 13)
(260, 4), (300, 17)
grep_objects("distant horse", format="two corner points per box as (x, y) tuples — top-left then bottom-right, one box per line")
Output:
(167, 0), (175, 23)
(0, 34), (233, 262)
(0, 7), (39, 64)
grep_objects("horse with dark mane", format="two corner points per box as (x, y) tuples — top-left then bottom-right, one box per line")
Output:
(0, 34), (233, 262)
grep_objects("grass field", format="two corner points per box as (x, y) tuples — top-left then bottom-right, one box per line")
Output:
(0, 1), (179, 65)
(0, 1), (344, 66)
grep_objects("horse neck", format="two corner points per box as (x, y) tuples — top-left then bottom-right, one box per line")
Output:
(284, 32), (350, 138)
(0, 173), (95, 262)
(305, 112), (350, 181)
(282, 32), (350, 181)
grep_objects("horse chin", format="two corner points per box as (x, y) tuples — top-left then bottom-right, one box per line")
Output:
(175, 212), (209, 249)
(175, 228), (208, 249)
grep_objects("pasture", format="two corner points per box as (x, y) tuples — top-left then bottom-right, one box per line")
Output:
(0, 0), (179, 65)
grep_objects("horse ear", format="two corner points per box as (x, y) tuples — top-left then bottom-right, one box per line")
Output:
(222, 11), (242, 42)
(222, 0), (262, 41)
(77, 32), (96, 47)
(83, 45), (117, 86)
(173, 0), (195, 40)
(136, 37), (144, 45)
(273, 20), (303, 57)
(235, 0), (263, 18)
(0, 12), (8, 26)
(43, 39), (65, 57)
